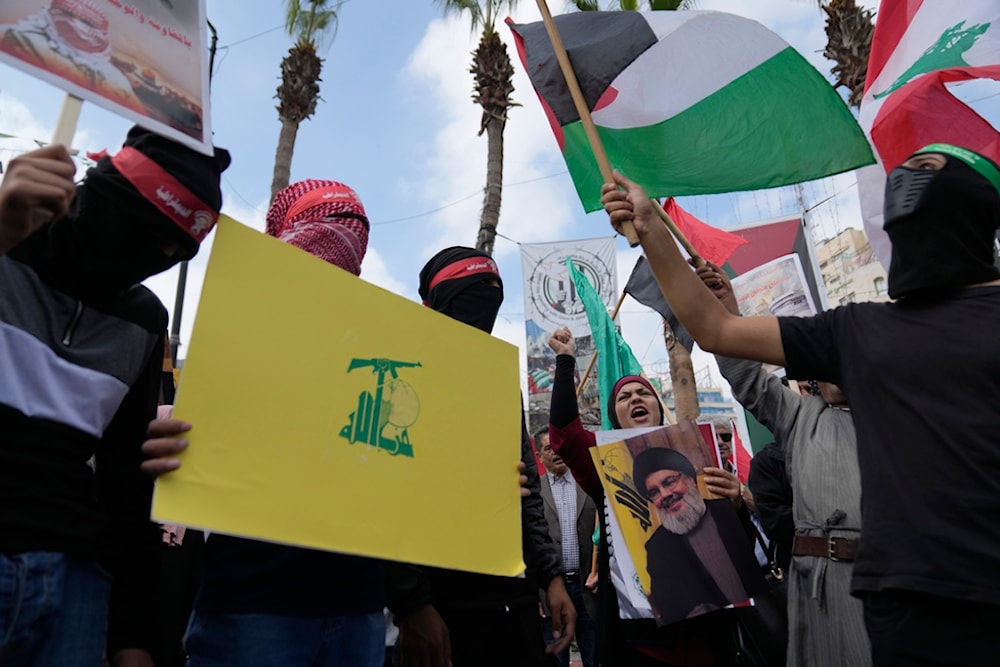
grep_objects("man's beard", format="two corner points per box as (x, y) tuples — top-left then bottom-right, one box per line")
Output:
(657, 484), (707, 535)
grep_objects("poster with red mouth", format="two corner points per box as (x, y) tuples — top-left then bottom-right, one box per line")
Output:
(0, 0), (211, 155)
(593, 423), (768, 627)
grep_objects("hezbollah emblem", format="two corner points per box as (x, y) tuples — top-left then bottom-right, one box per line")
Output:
(339, 358), (421, 457)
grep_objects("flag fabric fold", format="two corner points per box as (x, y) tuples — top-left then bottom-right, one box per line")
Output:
(624, 256), (694, 353)
(858, 0), (1000, 268)
(565, 257), (644, 430)
(662, 198), (747, 267)
(508, 10), (874, 212)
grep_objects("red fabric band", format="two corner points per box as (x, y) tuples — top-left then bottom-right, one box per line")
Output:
(109, 146), (218, 242)
(427, 257), (500, 293)
(283, 184), (365, 227)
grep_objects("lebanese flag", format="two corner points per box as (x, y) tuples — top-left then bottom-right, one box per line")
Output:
(508, 11), (873, 212)
(858, 0), (1000, 268)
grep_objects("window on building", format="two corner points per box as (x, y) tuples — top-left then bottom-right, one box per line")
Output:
(874, 276), (887, 296)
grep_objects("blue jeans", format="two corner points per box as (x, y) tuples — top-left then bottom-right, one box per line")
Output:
(185, 609), (384, 667)
(0, 551), (111, 666)
(543, 580), (597, 667)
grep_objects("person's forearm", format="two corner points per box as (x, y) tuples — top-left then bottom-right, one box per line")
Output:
(637, 221), (736, 353)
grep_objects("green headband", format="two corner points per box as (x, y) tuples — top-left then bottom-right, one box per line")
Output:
(915, 143), (1000, 195)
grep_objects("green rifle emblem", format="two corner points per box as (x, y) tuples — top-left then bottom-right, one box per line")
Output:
(340, 358), (422, 457)
(873, 20), (991, 100)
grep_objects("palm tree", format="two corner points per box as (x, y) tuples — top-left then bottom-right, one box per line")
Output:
(270, 0), (344, 202)
(437, 0), (521, 257)
(819, 0), (874, 108)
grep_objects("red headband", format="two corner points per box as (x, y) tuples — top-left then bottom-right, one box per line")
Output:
(425, 257), (500, 294)
(110, 147), (218, 242)
(282, 184), (366, 227)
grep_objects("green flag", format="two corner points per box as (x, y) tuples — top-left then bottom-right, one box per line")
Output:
(565, 257), (643, 430)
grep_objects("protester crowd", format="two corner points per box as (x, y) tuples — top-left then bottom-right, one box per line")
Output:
(0, 122), (996, 667)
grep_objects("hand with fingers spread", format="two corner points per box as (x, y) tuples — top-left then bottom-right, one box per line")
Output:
(0, 144), (77, 255)
(140, 418), (191, 476)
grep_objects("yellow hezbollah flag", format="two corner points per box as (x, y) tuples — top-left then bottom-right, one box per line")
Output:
(152, 216), (524, 576)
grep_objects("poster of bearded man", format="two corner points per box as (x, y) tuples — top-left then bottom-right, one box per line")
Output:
(595, 422), (768, 627)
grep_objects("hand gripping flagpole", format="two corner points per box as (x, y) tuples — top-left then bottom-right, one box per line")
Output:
(533, 1), (702, 264)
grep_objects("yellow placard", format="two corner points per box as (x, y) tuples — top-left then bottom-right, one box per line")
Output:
(152, 216), (524, 576)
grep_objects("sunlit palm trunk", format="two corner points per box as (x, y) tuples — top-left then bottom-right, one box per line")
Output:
(477, 112), (505, 256)
(271, 118), (300, 201)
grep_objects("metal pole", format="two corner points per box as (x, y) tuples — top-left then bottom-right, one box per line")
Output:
(170, 19), (218, 366)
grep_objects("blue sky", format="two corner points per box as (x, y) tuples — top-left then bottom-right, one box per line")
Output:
(1, 0), (993, 392)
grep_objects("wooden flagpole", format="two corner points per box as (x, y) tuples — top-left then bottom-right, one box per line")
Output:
(32, 94), (83, 226)
(51, 94), (83, 147)
(534, 0), (702, 265)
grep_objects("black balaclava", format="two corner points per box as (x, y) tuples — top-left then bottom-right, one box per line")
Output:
(45, 126), (231, 296)
(883, 143), (1000, 299)
(418, 246), (503, 333)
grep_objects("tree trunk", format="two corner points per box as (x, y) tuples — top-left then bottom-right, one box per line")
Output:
(665, 320), (699, 422)
(476, 113), (505, 257)
(270, 117), (300, 202)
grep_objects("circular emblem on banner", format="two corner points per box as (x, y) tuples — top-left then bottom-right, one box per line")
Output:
(527, 249), (615, 328)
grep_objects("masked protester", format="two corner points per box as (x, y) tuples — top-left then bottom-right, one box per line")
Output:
(143, 179), (387, 667)
(387, 247), (575, 667)
(600, 144), (1000, 667)
(0, 127), (229, 666)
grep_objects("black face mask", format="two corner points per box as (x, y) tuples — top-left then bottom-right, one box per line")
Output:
(883, 156), (1000, 299)
(440, 282), (504, 333)
(47, 188), (181, 296)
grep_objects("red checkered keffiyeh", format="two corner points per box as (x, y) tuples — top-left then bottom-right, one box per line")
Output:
(266, 179), (369, 275)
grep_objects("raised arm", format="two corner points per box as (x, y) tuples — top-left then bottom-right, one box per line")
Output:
(546, 327), (602, 498)
(601, 173), (786, 366)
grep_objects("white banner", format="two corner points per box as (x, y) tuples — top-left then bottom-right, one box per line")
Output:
(520, 238), (617, 430)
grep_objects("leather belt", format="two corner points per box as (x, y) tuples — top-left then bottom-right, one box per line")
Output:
(562, 570), (580, 580)
(792, 535), (858, 561)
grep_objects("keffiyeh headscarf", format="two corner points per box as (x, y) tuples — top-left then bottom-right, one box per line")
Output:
(266, 179), (369, 275)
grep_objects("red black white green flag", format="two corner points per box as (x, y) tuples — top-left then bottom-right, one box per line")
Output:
(508, 10), (874, 212)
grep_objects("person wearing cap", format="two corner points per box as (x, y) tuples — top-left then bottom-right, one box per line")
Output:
(632, 447), (768, 625)
(386, 246), (574, 667)
(546, 326), (757, 666)
(0, 126), (229, 666)
(142, 180), (385, 667)
(601, 144), (1000, 666)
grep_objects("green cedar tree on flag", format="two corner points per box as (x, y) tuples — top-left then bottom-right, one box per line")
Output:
(857, 0), (1000, 268)
(565, 257), (644, 430)
(508, 11), (875, 212)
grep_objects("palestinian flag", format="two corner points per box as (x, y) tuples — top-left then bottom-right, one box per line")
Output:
(858, 0), (1000, 268)
(508, 11), (874, 212)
